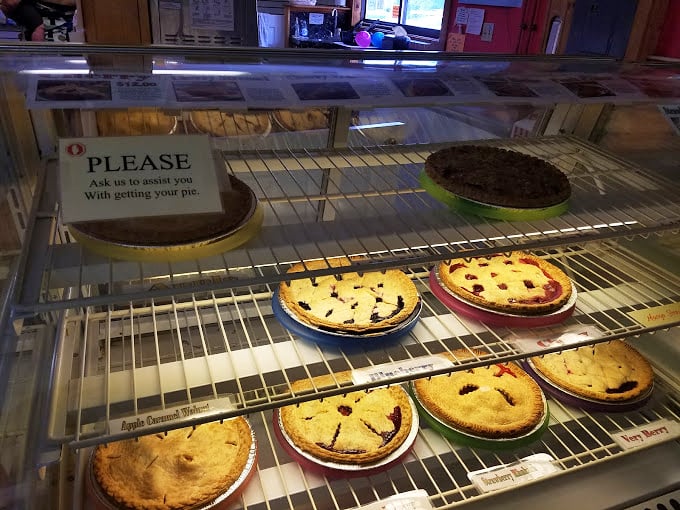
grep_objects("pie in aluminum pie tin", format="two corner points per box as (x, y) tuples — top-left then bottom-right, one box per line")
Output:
(273, 389), (419, 478)
(429, 269), (576, 328)
(409, 381), (550, 450)
(272, 289), (422, 347)
(85, 419), (258, 510)
(522, 359), (654, 412)
(419, 172), (569, 221)
(69, 201), (263, 263)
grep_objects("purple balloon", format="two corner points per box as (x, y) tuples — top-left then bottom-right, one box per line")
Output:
(355, 30), (371, 48)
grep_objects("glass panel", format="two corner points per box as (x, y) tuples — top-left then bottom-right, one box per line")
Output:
(364, 0), (400, 23)
(403, 0), (446, 30)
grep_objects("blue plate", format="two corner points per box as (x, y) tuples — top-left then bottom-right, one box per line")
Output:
(272, 289), (421, 348)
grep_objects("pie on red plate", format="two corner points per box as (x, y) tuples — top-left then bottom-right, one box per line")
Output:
(279, 372), (414, 465)
(438, 252), (572, 315)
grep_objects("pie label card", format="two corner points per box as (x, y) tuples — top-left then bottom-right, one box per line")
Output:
(352, 355), (453, 385)
(628, 303), (680, 328)
(108, 397), (235, 435)
(611, 419), (680, 451)
(468, 454), (561, 493)
(509, 324), (604, 354)
(352, 490), (432, 510)
(59, 135), (223, 223)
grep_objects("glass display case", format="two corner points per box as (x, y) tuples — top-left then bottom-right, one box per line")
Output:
(0, 44), (679, 510)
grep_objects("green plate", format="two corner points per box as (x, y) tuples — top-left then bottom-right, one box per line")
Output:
(409, 383), (550, 451)
(419, 172), (569, 221)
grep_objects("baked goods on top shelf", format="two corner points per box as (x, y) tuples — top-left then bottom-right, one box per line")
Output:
(273, 109), (329, 131)
(278, 257), (420, 333)
(190, 111), (271, 137)
(91, 417), (255, 510)
(437, 252), (572, 316)
(279, 372), (414, 465)
(529, 340), (654, 402)
(96, 109), (177, 136)
(412, 349), (547, 439)
(424, 145), (571, 209)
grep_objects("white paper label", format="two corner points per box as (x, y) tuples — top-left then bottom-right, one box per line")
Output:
(465, 8), (485, 35)
(454, 7), (469, 24)
(108, 397), (235, 434)
(510, 324), (604, 354)
(309, 13), (325, 25)
(353, 490), (432, 510)
(352, 355), (453, 385)
(59, 135), (223, 223)
(189, 0), (235, 31)
(468, 454), (561, 493)
(612, 419), (680, 450)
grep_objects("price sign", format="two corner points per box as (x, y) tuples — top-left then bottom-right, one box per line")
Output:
(352, 355), (453, 385)
(468, 454), (561, 493)
(612, 419), (680, 450)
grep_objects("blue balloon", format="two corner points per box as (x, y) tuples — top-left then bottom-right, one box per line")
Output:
(371, 31), (384, 49)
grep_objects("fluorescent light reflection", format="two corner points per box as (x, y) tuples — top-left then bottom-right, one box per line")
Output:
(20, 69), (90, 75)
(152, 69), (249, 76)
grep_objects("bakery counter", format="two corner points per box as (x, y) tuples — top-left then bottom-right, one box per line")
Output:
(42, 241), (680, 450)
(16, 136), (680, 313)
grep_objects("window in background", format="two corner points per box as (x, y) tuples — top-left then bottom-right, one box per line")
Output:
(364, 0), (446, 36)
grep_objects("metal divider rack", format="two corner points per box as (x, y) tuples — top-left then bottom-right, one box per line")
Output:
(12, 135), (680, 508)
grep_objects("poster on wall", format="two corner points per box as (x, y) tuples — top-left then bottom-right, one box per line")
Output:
(459, 0), (522, 6)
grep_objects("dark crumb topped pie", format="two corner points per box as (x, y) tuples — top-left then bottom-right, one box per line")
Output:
(413, 349), (546, 438)
(279, 258), (420, 333)
(425, 145), (571, 208)
(280, 372), (413, 464)
(70, 175), (255, 247)
(92, 418), (253, 510)
(530, 340), (654, 402)
(438, 252), (572, 315)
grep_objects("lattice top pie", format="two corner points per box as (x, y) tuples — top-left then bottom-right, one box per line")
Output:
(279, 258), (420, 333)
(191, 111), (271, 137)
(280, 372), (414, 464)
(438, 252), (572, 315)
(96, 109), (176, 136)
(530, 340), (654, 402)
(92, 418), (253, 510)
(424, 145), (571, 208)
(413, 349), (546, 438)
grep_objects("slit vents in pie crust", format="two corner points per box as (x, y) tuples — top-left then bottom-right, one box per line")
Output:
(438, 252), (572, 315)
(92, 418), (254, 510)
(279, 372), (414, 465)
(413, 349), (546, 439)
(529, 340), (654, 402)
(279, 258), (420, 333)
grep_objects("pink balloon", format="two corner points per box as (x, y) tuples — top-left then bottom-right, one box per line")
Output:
(355, 30), (371, 48)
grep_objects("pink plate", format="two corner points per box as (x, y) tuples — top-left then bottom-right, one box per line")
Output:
(272, 395), (419, 478)
(429, 269), (576, 328)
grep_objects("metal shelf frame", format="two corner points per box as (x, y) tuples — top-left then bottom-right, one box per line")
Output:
(44, 241), (680, 449)
(14, 136), (680, 314)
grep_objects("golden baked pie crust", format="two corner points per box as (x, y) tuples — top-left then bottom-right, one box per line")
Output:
(93, 418), (252, 510)
(530, 340), (654, 402)
(279, 258), (420, 333)
(438, 252), (572, 315)
(191, 111), (271, 137)
(413, 349), (545, 438)
(96, 109), (176, 136)
(280, 372), (413, 465)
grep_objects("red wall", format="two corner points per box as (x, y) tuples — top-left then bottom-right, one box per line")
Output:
(655, 0), (680, 58)
(447, 0), (547, 54)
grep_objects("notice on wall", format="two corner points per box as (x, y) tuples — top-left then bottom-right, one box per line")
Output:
(446, 32), (466, 52)
(454, 7), (469, 24)
(59, 135), (224, 223)
(466, 8), (485, 36)
(189, 0), (235, 30)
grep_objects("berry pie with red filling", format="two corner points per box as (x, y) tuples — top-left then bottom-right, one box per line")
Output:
(438, 252), (572, 315)
(279, 258), (420, 333)
(279, 372), (414, 465)
(530, 340), (654, 402)
(412, 349), (546, 438)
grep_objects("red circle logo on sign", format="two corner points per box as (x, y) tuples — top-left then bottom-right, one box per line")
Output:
(66, 143), (86, 157)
